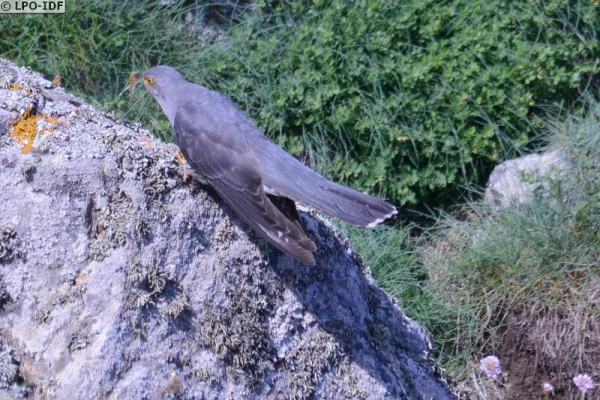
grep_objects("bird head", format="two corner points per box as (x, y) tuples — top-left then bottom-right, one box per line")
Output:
(130, 65), (187, 124)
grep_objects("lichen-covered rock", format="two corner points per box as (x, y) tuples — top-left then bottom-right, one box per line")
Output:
(0, 59), (456, 399)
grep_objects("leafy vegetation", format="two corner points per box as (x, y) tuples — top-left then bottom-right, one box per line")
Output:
(0, 0), (206, 138)
(193, 0), (599, 207)
(2, 0), (597, 208)
(347, 100), (600, 397)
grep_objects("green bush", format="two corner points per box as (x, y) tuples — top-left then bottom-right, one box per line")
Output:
(192, 0), (599, 207)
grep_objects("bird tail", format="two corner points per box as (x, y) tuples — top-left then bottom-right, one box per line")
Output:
(251, 134), (397, 227)
(298, 178), (398, 227)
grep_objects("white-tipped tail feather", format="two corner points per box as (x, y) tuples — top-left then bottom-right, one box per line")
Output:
(366, 207), (398, 228)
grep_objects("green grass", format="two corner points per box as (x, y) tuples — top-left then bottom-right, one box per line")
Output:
(412, 99), (600, 396)
(0, 0), (210, 140)
(188, 0), (600, 208)
(338, 223), (462, 342)
(346, 99), (600, 398)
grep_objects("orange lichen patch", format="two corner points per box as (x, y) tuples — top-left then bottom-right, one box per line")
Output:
(176, 148), (188, 182)
(9, 107), (57, 153)
(137, 133), (154, 148)
(8, 83), (32, 95)
(52, 74), (62, 87)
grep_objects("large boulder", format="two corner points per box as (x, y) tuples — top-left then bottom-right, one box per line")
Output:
(0, 59), (455, 399)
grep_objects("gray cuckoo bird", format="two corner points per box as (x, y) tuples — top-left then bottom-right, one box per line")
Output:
(134, 66), (397, 265)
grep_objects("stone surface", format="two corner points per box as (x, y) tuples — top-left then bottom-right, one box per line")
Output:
(485, 149), (570, 207)
(0, 59), (455, 399)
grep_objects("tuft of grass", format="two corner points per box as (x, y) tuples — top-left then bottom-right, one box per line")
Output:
(419, 99), (600, 397)
(339, 223), (458, 342)
(340, 225), (423, 311)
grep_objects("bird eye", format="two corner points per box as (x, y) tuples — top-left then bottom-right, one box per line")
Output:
(146, 76), (156, 85)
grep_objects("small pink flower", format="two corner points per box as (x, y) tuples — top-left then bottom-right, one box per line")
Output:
(542, 382), (553, 392)
(480, 355), (501, 378)
(573, 374), (594, 393)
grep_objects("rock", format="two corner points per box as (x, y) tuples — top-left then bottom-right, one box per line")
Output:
(485, 150), (570, 207)
(0, 59), (456, 399)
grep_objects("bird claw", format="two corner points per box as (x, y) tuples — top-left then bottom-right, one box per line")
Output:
(175, 148), (188, 182)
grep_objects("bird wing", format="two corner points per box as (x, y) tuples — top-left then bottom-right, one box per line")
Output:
(173, 103), (317, 265)
(206, 91), (397, 227)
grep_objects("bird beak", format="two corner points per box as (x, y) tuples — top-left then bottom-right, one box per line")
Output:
(137, 74), (154, 87)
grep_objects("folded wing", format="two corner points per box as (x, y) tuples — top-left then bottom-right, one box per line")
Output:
(174, 104), (317, 265)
